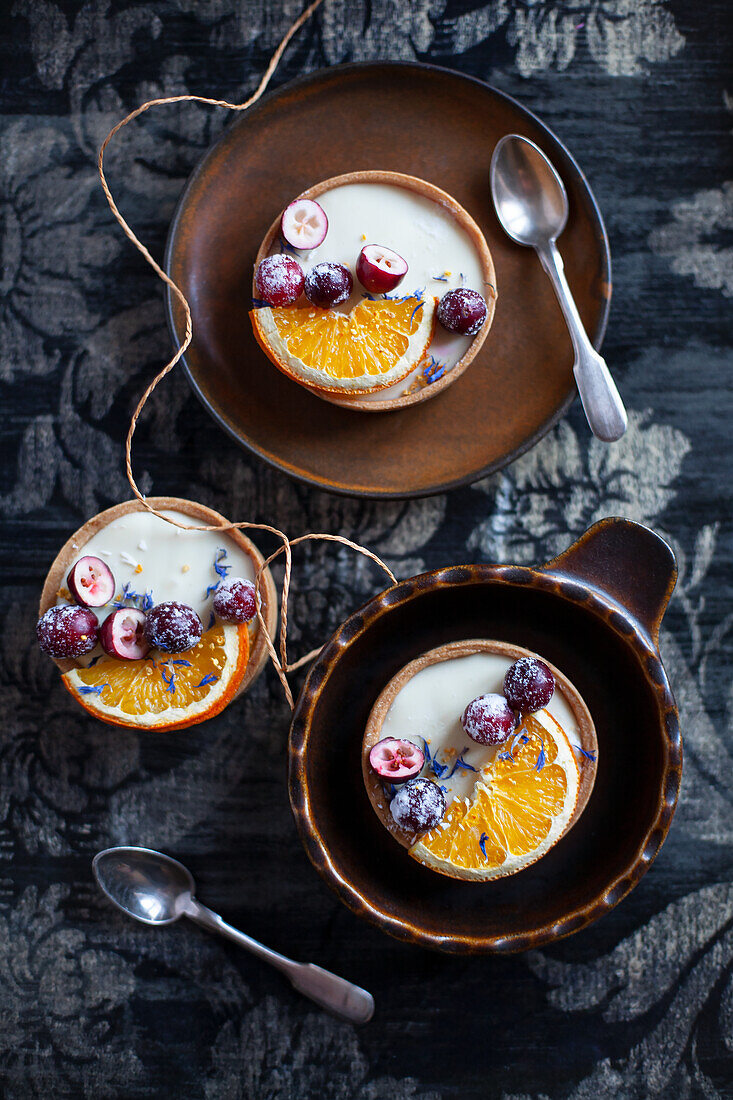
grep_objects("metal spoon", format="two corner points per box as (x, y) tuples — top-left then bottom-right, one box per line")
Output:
(92, 846), (374, 1025)
(490, 134), (627, 443)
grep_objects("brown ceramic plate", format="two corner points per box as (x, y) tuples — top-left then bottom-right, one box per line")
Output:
(289, 519), (682, 952)
(165, 62), (610, 498)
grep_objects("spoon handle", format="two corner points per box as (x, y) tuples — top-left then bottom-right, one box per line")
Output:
(287, 962), (374, 1025)
(538, 241), (627, 443)
(185, 899), (374, 1024)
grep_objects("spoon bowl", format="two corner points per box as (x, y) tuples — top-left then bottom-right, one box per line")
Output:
(93, 846), (193, 926)
(491, 134), (568, 246)
(490, 133), (627, 443)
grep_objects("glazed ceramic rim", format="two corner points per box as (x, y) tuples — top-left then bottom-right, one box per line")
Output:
(38, 496), (278, 701)
(362, 638), (597, 862)
(289, 563), (681, 953)
(252, 169), (497, 412)
(164, 60), (612, 499)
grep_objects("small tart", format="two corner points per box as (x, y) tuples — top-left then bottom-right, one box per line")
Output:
(252, 170), (496, 412)
(362, 640), (597, 882)
(39, 497), (278, 719)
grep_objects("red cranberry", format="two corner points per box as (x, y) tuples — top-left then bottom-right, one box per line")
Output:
(461, 693), (518, 745)
(356, 244), (408, 294)
(281, 199), (328, 250)
(144, 602), (202, 653)
(304, 262), (353, 308)
(390, 777), (445, 833)
(369, 737), (424, 782)
(436, 288), (487, 336)
(255, 254), (305, 306)
(67, 556), (115, 608)
(504, 657), (555, 713)
(99, 608), (150, 660)
(213, 578), (257, 624)
(37, 605), (98, 658)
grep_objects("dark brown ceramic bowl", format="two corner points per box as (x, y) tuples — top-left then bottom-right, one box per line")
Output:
(289, 518), (682, 952)
(165, 61), (610, 498)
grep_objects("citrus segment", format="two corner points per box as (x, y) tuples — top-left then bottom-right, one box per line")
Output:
(410, 712), (579, 881)
(63, 623), (248, 731)
(251, 293), (436, 394)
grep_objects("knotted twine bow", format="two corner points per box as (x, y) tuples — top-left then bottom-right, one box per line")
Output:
(98, 0), (397, 709)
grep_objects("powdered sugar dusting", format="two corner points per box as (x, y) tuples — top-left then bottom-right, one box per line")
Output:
(503, 657), (554, 713)
(261, 253), (295, 287)
(304, 261), (353, 307)
(213, 577), (257, 624)
(145, 601), (202, 653)
(313, 260), (346, 278)
(37, 605), (99, 658)
(390, 777), (445, 832)
(461, 692), (516, 745)
(255, 253), (304, 305)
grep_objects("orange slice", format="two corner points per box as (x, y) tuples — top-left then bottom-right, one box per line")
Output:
(251, 293), (436, 394)
(411, 711), (579, 881)
(63, 623), (249, 731)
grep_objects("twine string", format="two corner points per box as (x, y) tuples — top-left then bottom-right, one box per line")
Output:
(256, 531), (400, 671)
(97, 0), (397, 709)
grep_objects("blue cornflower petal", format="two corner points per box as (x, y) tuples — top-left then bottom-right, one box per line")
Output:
(195, 673), (218, 688)
(79, 683), (108, 696)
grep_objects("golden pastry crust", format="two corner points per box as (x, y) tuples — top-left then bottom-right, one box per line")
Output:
(253, 170), (497, 412)
(38, 496), (278, 698)
(362, 639), (597, 851)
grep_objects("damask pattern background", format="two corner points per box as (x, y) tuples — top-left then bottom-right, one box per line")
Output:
(1, 1), (731, 1096)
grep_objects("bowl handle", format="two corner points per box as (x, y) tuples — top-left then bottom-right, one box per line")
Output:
(539, 518), (677, 647)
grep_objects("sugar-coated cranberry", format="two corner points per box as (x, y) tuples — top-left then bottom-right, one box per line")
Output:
(255, 254), (305, 306)
(461, 692), (518, 745)
(37, 605), (99, 658)
(304, 262), (353, 308)
(436, 288), (487, 336)
(369, 737), (424, 782)
(144, 602), (202, 653)
(503, 657), (555, 713)
(213, 577), (257, 624)
(390, 777), (445, 833)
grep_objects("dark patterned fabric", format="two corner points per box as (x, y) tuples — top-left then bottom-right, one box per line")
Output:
(1, 1), (731, 1097)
